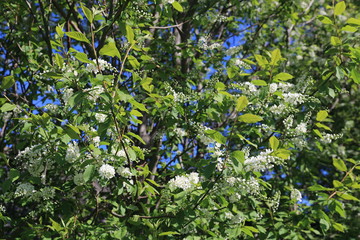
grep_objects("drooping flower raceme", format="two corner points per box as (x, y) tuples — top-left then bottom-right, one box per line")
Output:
(168, 172), (200, 191)
(65, 141), (80, 163)
(291, 188), (302, 202)
(99, 164), (116, 179)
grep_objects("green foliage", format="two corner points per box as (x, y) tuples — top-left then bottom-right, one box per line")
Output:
(0, 0), (359, 239)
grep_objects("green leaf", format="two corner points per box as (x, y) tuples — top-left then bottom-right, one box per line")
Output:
(158, 231), (180, 236)
(42, 72), (63, 79)
(308, 184), (334, 191)
(251, 80), (267, 86)
(56, 25), (64, 37)
(54, 53), (64, 68)
(128, 55), (140, 69)
(65, 32), (91, 44)
(83, 165), (95, 183)
(316, 123), (331, 131)
(347, 17), (360, 25)
(227, 67), (237, 79)
(1, 76), (15, 89)
(129, 98), (147, 112)
(330, 36), (342, 46)
(236, 96), (248, 111)
(254, 54), (268, 68)
(350, 68), (360, 84)
(99, 41), (121, 59)
(49, 218), (63, 232)
(274, 72), (294, 81)
(270, 48), (281, 65)
(318, 15), (333, 24)
(127, 132), (146, 145)
(172, 1), (184, 12)
(336, 192), (359, 201)
(273, 149), (291, 159)
(241, 227), (254, 237)
(316, 110), (328, 121)
(320, 218), (330, 232)
(341, 25), (357, 32)
(1, 103), (16, 112)
(333, 180), (342, 188)
(333, 222), (345, 232)
(9, 169), (20, 182)
(269, 136), (279, 150)
(334, 1), (346, 16)
(81, 5), (93, 23)
(204, 129), (226, 144)
(333, 158), (347, 172)
(313, 129), (323, 138)
(238, 114), (263, 123)
(74, 52), (93, 63)
(126, 25), (135, 44)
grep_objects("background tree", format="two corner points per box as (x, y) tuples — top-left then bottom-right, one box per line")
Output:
(0, 0), (359, 239)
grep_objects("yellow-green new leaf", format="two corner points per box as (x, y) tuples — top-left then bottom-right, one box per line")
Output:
(239, 114), (263, 123)
(269, 136), (279, 150)
(333, 158), (347, 172)
(274, 72), (294, 81)
(254, 54), (268, 68)
(270, 48), (281, 65)
(172, 1), (184, 12)
(316, 110), (328, 121)
(99, 42), (121, 59)
(126, 25), (135, 44)
(236, 96), (248, 111)
(330, 36), (342, 46)
(347, 17), (360, 26)
(334, 1), (346, 16)
(81, 5), (93, 23)
(65, 32), (90, 44)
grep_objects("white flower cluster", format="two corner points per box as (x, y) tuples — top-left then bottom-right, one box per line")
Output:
(62, 88), (74, 104)
(86, 85), (105, 102)
(117, 167), (132, 178)
(268, 191), (281, 211)
(168, 172), (200, 191)
(16, 145), (49, 177)
(99, 164), (116, 179)
(86, 59), (116, 74)
(65, 141), (80, 163)
(230, 176), (261, 195)
(244, 149), (283, 172)
(95, 113), (107, 123)
(291, 188), (302, 202)
(198, 36), (222, 50)
(295, 122), (307, 134)
(45, 103), (58, 112)
(15, 183), (35, 197)
(283, 92), (306, 105)
(174, 128), (187, 138)
(320, 133), (343, 144)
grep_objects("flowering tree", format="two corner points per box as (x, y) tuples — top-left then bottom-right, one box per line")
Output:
(1, 0), (359, 239)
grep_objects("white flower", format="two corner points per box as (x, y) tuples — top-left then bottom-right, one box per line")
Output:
(65, 141), (80, 163)
(63, 88), (73, 104)
(291, 188), (302, 202)
(283, 93), (306, 105)
(95, 113), (107, 123)
(15, 183), (35, 197)
(244, 149), (283, 172)
(168, 172), (200, 191)
(86, 59), (115, 74)
(295, 122), (307, 134)
(99, 164), (116, 179)
(269, 83), (278, 93)
(174, 128), (186, 138)
(118, 167), (132, 178)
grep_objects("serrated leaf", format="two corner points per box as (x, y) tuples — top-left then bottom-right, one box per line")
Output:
(270, 48), (281, 65)
(274, 72), (294, 81)
(126, 25), (135, 44)
(65, 32), (90, 44)
(81, 5), (93, 23)
(316, 123), (331, 131)
(83, 164), (95, 182)
(254, 54), (268, 68)
(99, 42), (121, 59)
(127, 55), (140, 69)
(333, 158), (347, 172)
(313, 129), (323, 138)
(336, 192), (359, 201)
(127, 132), (146, 145)
(316, 110), (328, 121)
(318, 15), (333, 24)
(172, 1), (183, 12)
(330, 36), (342, 46)
(347, 17), (360, 25)
(238, 114), (263, 123)
(236, 96), (248, 111)
(334, 1), (346, 16)
(251, 80), (267, 86)
(1, 76), (15, 89)
(1, 103), (16, 112)
(204, 129), (226, 144)
(269, 136), (279, 150)
(74, 52), (93, 63)
(341, 25), (357, 32)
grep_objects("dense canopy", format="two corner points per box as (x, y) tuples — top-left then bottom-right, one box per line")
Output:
(0, 0), (359, 239)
